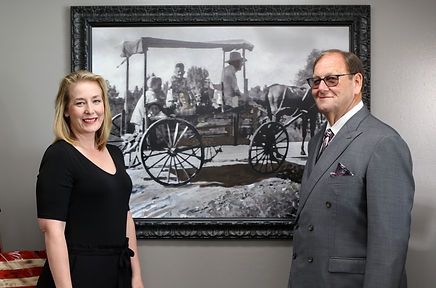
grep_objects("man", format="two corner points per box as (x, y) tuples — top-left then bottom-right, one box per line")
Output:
(130, 75), (165, 132)
(166, 63), (195, 115)
(167, 63), (190, 107)
(288, 49), (414, 288)
(222, 51), (245, 108)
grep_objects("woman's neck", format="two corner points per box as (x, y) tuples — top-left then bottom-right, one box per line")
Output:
(74, 134), (98, 151)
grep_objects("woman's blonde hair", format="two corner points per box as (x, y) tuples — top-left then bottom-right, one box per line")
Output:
(53, 70), (112, 150)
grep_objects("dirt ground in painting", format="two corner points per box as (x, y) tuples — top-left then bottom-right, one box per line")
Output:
(128, 144), (304, 219)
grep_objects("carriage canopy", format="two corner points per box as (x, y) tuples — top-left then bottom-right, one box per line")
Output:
(121, 37), (254, 58)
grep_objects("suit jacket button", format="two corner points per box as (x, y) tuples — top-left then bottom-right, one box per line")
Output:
(292, 253), (297, 259)
(325, 201), (332, 208)
(308, 224), (314, 231)
(307, 257), (313, 263)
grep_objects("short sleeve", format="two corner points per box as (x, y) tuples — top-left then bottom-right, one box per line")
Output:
(36, 142), (74, 221)
(130, 95), (145, 126)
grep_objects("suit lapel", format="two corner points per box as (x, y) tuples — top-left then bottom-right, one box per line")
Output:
(303, 123), (325, 179)
(296, 107), (370, 218)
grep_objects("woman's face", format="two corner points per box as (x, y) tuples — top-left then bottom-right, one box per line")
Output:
(65, 80), (104, 139)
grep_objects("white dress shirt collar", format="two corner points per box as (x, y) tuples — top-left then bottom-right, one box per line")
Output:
(325, 101), (364, 137)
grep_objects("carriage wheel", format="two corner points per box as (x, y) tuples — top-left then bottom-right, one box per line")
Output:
(108, 113), (126, 150)
(249, 122), (289, 174)
(139, 118), (204, 186)
(108, 113), (142, 168)
(123, 144), (142, 169)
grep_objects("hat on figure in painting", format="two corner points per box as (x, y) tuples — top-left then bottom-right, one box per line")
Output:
(226, 51), (247, 63)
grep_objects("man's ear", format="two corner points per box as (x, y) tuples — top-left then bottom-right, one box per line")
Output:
(353, 72), (364, 94)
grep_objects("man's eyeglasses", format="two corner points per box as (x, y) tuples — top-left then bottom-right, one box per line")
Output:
(307, 73), (357, 89)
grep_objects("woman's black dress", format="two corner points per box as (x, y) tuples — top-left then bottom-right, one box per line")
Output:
(36, 140), (133, 288)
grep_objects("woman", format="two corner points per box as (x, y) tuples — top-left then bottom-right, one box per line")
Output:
(36, 70), (144, 288)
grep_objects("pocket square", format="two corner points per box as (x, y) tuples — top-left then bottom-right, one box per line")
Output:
(330, 162), (354, 177)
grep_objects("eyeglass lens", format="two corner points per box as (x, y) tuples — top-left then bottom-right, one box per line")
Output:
(311, 76), (340, 88)
(308, 73), (356, 88)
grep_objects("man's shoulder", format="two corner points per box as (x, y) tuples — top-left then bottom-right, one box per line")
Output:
(223, 65), (235, 73)
(356, 113), (408, 147)
(364, 114), (400, 134)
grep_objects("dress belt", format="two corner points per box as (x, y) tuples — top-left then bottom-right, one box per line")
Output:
(67, 237), (134, 288)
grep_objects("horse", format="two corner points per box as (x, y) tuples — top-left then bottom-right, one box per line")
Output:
(262, 84), (319, 155)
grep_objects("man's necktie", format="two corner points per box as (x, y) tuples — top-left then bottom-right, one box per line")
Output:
(317, 128), (334, 161)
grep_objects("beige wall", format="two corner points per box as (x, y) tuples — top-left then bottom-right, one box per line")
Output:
(0, 0), (435, 287)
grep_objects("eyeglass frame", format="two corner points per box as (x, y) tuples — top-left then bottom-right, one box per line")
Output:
(306, 73), (357, 89)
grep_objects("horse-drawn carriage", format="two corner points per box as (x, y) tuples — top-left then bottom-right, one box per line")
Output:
(109, 37), (318, 186)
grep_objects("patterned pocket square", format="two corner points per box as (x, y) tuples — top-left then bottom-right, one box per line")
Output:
(330, 162), (354, 177)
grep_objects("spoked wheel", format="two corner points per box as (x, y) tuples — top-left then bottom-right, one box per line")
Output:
(139, 118), (204, 186)
(108, 113), (141, 169)
(249, 122), (289, 174)
(108, 113), (126, 150)
(122, 139), (142, 169)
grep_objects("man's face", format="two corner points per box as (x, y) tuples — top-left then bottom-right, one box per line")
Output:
(233, 60), (242, 71)
(175, 67), (185, 79)
(311, 52), (362, 123)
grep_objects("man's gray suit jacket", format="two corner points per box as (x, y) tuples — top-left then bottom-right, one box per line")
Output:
(289, 106), (414, 288)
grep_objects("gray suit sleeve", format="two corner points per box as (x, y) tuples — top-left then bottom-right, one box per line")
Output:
(364, 133), (414, 288)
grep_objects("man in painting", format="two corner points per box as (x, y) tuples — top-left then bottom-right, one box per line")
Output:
(288, 49), (414, 288)
(222, 51), (245, 108)
(130, 75), (166, 132)
(167, 62), (195, 115)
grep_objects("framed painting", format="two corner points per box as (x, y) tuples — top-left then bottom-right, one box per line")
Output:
(71, 5), (370, 239)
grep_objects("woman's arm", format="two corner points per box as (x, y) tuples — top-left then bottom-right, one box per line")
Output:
(126, 211), (144, 288)
(38, 218), (72, 288)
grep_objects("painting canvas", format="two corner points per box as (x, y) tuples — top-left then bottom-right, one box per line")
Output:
(71, 5), (370, 239)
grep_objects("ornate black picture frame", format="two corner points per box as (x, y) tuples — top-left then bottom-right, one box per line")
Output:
(71, 5), (370, 239)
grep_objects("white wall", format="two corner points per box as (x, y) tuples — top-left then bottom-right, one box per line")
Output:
(0, 0), (435, 287)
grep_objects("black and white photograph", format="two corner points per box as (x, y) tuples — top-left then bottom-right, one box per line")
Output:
(91, 25), (348, 218)
(71, 5), (370, 238)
